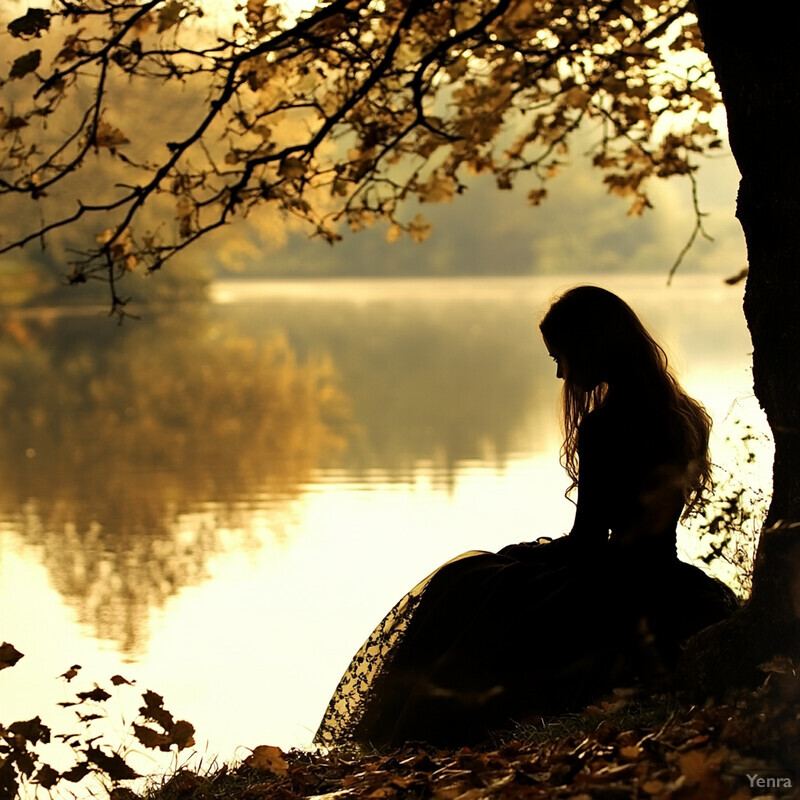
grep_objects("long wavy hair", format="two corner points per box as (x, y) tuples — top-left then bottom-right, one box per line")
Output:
(539, 286), (712, 518)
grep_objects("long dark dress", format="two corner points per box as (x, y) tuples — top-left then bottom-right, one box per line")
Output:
(315, 400), (737, 748)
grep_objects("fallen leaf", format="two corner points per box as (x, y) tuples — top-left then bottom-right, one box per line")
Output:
(9, 717), (51, 745)
(619, 744), (642, 760)
(85, 747), (140, 781)
(133, 724), (172, 751)
(34, 764), (60, 789)
(245, 745), (289, 776)
(170, 720), (196, 750)
(139, 690), (174, 729)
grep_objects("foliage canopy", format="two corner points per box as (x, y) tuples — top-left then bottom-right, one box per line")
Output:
(0, 0), (723, 313)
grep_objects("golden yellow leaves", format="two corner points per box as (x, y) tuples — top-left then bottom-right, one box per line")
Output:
(418, 172), (457, 204)
(563, 86), (591, 110)
(408, 216), (432, 243)
(386, 223), (403, 243)
(245, 0), (268, 25)
(157, 1), (188, 33)
(244, 745), (290, 775)
(527, 188), (547, 206)
(691, 87), (719, 114)
(176, 195), (197, 238)
(387, 214), (432, 244)
(88, 120), (130, 151)
(279, 157), (307, 180)
(95, 227), (138, 270)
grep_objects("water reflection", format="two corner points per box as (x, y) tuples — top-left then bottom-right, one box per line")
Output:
(0, 311), (350, 653)
(218, 292), (557, 485)
(0, 275), (770, 761)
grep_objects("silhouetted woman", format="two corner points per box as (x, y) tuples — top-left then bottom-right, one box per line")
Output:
(315, 286), (736, 749)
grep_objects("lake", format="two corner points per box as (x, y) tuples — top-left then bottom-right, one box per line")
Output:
(0, 274), (771, 782)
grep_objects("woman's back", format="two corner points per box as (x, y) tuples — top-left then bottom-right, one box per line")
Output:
(573, 400), (687, 554)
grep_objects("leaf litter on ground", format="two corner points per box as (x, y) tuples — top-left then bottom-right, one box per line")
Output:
(135, 661), (799, 800)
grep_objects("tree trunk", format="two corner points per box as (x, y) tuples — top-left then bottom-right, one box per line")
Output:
(680, 2), (800, 690)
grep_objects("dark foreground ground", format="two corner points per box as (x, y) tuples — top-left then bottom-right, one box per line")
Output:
(133, 662), (799, 800)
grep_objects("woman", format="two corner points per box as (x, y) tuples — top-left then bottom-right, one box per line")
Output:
(315, 286), (736, 749)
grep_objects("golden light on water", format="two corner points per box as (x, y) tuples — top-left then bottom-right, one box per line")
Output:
(0, 275), (769, 775)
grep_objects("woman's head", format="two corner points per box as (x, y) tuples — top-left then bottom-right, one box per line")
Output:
(540, 285), (664, 390)
(540, 285), (712, 516)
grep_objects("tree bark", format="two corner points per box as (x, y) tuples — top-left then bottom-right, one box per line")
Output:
(681, 2), (800, 689)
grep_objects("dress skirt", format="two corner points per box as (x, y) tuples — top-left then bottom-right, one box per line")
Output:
(315, 536), (737, 748)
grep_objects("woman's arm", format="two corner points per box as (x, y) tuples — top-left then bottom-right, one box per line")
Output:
(567, 413), (612, 549)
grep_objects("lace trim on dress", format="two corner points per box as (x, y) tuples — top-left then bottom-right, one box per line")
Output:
(313, 550), (488, 747)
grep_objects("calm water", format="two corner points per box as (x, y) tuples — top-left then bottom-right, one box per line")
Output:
(0, 274), (770, 779)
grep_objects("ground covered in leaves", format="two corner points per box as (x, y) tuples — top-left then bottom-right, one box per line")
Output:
(136, 666), (799, 800)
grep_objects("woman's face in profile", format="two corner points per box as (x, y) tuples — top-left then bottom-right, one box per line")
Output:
(544, 337), (602, 390)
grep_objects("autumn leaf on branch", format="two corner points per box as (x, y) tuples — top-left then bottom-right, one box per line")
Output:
(7, 8), (51, 39)
(9, 50), (42, 80)
(0, 642), (23, 670)
(88, 120), (131, 151)
(0, 0), (725, 313)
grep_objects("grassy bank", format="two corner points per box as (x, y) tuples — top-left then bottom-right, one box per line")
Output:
(135, 666), (799, 800)
(3, 643), (797, 800)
